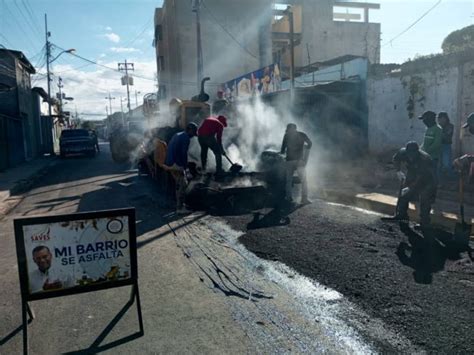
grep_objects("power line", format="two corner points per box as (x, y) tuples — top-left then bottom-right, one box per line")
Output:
(382, 0), (443, 48)
(201, 0), (259, 61)
(122, 16), (153, 48)
(53, 44), (155, 81)
(3, 1), (41, 54)
(13, 0), (42, 43)
(53, 43), (219, 87)
(22, 0), (43, 33)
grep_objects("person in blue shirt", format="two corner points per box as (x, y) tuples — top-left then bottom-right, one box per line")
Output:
(165, 123), (198, 213)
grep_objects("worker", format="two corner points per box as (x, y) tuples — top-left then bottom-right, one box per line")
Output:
(197, 100), (229, 177)
(280, 123), (312, 204)
(164, 123), (198, 214)
(437, 112), (455, 181)
(454, 113), (474, 183)
(90, 130), (100, 153)
(389, 141), (437, 229)
(460, 112), (474, 155)
(419, 111), (442, 172)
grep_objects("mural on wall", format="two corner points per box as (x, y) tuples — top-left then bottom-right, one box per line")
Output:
(218, 63), (282, 101)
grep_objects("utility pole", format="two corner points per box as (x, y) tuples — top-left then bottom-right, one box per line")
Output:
(118, 60), (134, 116)
(135, 90), (141, 108)
(105, 92), (115, 115)
(287, 6), (295, 90)
(192, 0), (203, 90)
(306, 43), (314, 85)
(44, 14), (52, 119)
(57, 76), (65, 126)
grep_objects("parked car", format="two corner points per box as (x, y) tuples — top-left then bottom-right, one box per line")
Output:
(59, 129), (96, 158)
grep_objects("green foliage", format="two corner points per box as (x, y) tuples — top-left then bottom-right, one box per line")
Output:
(81, 120), (96, 130)
(442, 25), (474, 54)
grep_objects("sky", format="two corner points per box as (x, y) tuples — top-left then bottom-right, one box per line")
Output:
(0, 0), (473, 119)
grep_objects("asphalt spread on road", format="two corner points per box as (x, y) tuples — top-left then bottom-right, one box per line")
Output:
(224, 201), (474, 354)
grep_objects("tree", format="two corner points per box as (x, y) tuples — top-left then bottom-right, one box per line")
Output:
(81, 120), (96, 131)
(442, 25), (474, 54)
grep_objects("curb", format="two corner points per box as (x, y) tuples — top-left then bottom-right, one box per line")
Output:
(0, 158), (58, 218)
(317, 189), (474, 241)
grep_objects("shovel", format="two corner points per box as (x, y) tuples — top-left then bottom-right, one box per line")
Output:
(454, 175), (471, 246)
(223, 152), (243, 173)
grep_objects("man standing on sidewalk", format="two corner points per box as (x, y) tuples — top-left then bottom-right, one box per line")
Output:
(280, 123), (312, 205)
(389, 141), (437, 229)
(165, 123), (198, 214)
(419, 111), (442, 173)
(437, 112), (454, 182)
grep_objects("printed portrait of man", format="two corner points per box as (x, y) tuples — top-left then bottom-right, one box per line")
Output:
(29, 245), (73, 293)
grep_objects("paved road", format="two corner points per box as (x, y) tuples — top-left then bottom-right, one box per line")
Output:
(0, 144), (419, 354)
(226, 201), (474, 354)
(0, 146), (251, 354)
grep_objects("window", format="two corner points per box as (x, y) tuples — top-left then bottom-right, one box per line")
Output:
(155, 25), (163, 41)
(159, 84), (167, 100)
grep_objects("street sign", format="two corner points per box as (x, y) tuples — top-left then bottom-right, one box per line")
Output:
(14, 208), (143, 354)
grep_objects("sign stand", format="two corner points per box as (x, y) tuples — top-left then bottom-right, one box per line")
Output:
(14, 208), (143, 355)
(20, 283), (143, 355)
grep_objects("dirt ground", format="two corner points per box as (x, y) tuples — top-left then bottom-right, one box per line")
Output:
(224, 200), (474, 354)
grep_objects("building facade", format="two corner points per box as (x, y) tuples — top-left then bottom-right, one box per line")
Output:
(0, 49), (36, 170)
(0, 49), (58, 171)
(154, 0), (274, 100)
(154, 0), (380, 100)
(273, 0), (380, 75)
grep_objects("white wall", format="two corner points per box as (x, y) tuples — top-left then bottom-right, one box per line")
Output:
(368, 66), (460, 154)
(300, 0), (380, 65)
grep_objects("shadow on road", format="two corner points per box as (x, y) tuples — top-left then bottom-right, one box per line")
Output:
(246, 203), (304, 230)
(0, 319), (33, 347)
(396, 224), (464, 284)
(63, 296), (143, 354)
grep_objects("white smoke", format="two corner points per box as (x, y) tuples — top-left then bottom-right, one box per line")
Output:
(225, 97), (289, 170)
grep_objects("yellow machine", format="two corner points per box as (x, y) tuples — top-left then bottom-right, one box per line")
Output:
(138, 78), (212, 189)
(169, 98), (210, 130)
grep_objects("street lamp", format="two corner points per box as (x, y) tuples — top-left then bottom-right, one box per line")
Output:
(49, 48), (75, 64)
(105, 93), (115, 116)
(46, 47), (75, 120)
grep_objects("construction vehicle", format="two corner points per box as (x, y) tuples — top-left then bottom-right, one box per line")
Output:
(134, 78), (287, 213)
(136, 78), (211, 180)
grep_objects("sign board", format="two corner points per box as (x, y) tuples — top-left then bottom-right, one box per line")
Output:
(14, 208), (138, 301)
(14, 208), (143, 354)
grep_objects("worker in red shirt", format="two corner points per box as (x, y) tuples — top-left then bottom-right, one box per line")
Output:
(198, 114), (227, 175)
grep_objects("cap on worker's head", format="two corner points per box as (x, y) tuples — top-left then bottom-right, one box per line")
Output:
(217, 115), (227, 127)
(287, 123), (297, 130)
(437, 111), (449, 120)
(405, 141), (419, 153)
(186, 122), (198, 132)
(462, 112), (474, 128)
(418, 110), (436, 121)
